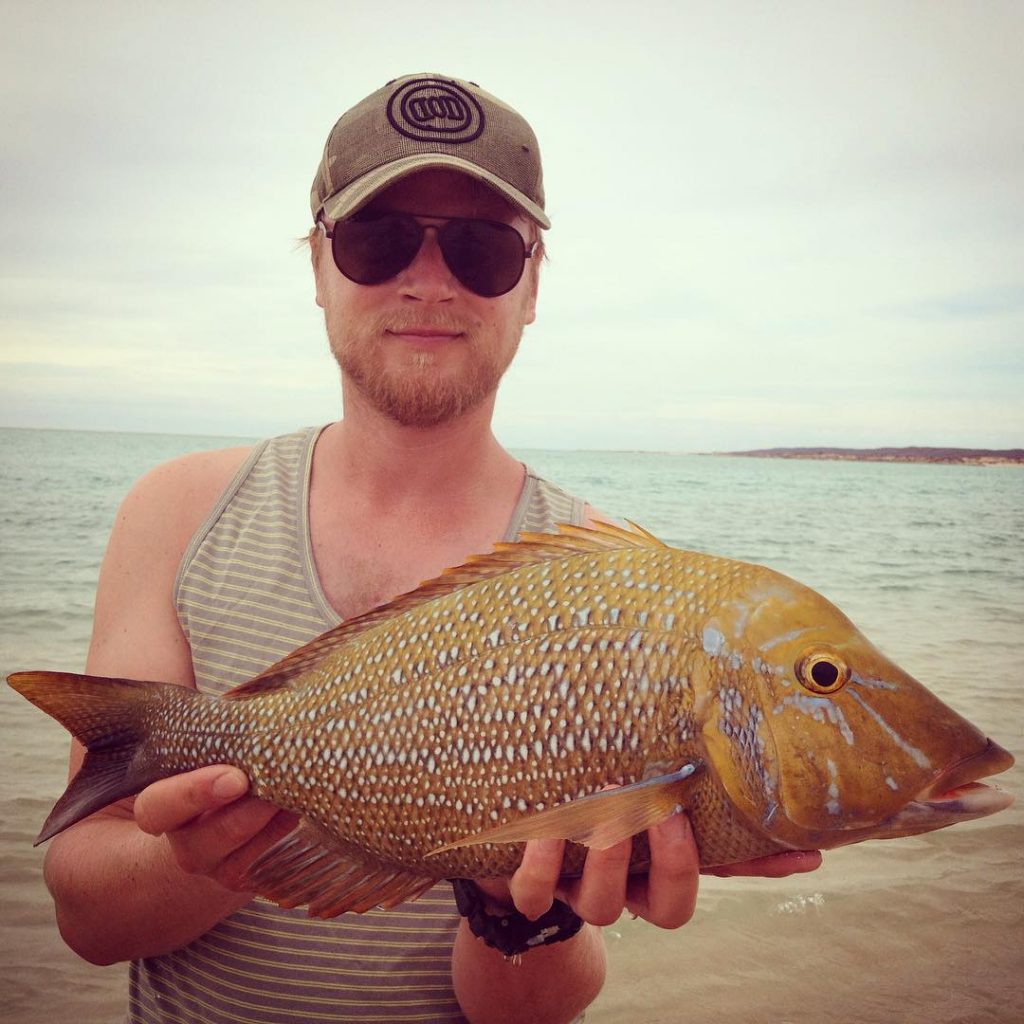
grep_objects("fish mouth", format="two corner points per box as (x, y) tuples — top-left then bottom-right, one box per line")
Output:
(918, 738), (1015, 802)
(880, 739), (1015, 839)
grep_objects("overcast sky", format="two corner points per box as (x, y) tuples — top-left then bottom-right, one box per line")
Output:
(2, 1), (1021, 451)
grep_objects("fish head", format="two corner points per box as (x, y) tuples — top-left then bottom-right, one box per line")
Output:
(695, 566), (1014, 855)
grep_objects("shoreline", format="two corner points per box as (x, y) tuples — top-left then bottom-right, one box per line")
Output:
(710, 446), (1024, 467)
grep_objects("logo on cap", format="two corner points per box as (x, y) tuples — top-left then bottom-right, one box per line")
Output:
(387, 78), (484, 144)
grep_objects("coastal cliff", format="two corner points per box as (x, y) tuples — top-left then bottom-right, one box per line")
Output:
(713, 447), (1023, 466)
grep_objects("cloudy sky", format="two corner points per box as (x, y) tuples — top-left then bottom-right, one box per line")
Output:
(2, 1), (1021, 451)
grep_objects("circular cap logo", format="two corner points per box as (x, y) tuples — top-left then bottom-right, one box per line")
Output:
(386, 78), (484, 144)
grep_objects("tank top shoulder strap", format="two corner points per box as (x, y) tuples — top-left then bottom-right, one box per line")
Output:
(174, 425), (333, 695)
(504, 466), (587, 539)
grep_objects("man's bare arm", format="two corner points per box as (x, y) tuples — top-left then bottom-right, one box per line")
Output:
(40, 449), (293, 965)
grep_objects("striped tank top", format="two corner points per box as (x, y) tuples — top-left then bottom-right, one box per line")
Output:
(128, 425), (586, 1024)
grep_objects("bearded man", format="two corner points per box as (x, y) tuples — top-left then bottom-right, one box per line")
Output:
(42, 74), (819, 1024)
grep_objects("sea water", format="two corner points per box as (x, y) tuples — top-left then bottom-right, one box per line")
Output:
(1, 427), (1021, 1023)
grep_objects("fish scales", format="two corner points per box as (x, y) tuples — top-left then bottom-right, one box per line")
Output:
(7, 521), (1014, 918)
(195, 544), (667, 864)
(163, 545), (713, 877)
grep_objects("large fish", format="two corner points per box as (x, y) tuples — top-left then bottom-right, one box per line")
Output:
(8, 522), (1014, 917)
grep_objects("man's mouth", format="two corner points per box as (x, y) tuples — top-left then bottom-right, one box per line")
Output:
(386, 326), (464, 341)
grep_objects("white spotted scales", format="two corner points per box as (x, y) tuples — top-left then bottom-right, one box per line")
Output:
(8, 521), (1015, 918)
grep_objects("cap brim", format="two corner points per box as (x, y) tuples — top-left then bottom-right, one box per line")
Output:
(318, 153), (550, 229)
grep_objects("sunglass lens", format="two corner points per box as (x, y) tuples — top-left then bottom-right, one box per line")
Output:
(440, 220), (526, 297)
(332, 214), (423, 285)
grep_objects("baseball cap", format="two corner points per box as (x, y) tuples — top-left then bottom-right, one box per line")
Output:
(311, 73), (549, 229)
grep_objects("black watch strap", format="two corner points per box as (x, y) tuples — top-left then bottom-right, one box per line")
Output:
(450, 878), (585, 957)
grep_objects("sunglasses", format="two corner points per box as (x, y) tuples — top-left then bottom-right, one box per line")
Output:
(321, 211), (538, 298)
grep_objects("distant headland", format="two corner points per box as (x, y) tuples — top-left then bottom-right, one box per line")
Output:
(711, 446), (1024, 466)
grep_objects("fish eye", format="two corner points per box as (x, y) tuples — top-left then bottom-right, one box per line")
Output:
(795, 647), (849, 694)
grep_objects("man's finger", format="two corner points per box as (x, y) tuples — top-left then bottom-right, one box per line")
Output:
(626, 812), (700, 928)
(560, 837), (632, 927)
(509, 839), (565, 920)
(212, 810), (300, 891)
(134, 766), (250, 836)
(168, 798), (283, 877)
(703, 850), (823, 878)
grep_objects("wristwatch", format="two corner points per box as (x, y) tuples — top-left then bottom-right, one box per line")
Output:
(450, 878), (584, 957)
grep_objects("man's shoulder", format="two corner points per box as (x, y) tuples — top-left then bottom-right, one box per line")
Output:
(116, 444), (257, 552)
(134, 444), (256, 502)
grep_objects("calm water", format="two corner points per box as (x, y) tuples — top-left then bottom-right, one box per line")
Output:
(1, 427), (1022, 1023)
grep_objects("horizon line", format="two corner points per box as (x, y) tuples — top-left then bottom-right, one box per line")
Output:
(1, 424), (1020, 457)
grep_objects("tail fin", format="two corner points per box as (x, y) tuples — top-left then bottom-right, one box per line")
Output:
(8, 670), (198, 845)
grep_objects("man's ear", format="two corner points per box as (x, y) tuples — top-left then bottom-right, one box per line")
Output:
(311, 225), (326, 309)
(521, 261), (540, 326)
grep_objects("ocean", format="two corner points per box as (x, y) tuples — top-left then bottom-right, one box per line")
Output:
(1, 426), (1021, 1024)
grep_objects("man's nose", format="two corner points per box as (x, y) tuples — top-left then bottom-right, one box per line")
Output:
(398, 225), (457, 301)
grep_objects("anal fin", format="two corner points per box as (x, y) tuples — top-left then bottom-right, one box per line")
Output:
(243, 820), (436, 918)
(427, 763), (701, 858)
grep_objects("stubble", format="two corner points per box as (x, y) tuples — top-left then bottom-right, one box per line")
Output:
(325, 309), (523, 428)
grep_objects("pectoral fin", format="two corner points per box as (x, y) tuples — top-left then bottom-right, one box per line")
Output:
(427, 763), (701, 857)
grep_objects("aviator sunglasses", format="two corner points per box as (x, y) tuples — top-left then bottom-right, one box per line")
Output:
(320, 211), (538, 298)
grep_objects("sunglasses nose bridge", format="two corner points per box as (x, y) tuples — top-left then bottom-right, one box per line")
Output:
(398, 222), (458, 295)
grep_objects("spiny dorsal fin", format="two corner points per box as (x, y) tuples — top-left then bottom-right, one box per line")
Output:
(224, 520), (665, 700)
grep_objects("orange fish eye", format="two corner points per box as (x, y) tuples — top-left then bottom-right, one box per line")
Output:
(795, 647), (850, 694)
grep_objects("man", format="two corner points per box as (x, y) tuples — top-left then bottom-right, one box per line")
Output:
(42, 74), (820, 1023)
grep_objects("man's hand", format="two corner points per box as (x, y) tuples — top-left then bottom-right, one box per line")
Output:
(133, 766), (297, 892)
(481, 812), (822, 930)
(701, 849), (823, 878)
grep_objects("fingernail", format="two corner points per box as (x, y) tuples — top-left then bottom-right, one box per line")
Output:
(212, 770), (248, 800)
(656, 808), (691, 838)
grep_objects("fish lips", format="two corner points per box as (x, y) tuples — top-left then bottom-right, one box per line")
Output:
(835, 738), (1014, 845)
(917, 737), (1014, 802)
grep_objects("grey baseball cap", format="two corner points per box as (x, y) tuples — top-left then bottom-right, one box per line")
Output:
(311, 73), (549, 228)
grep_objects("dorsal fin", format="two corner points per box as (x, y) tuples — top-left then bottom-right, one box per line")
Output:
(223, 519), (664, 701)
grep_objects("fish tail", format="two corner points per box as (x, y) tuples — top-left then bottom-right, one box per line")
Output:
(8, 670), (200, 845)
